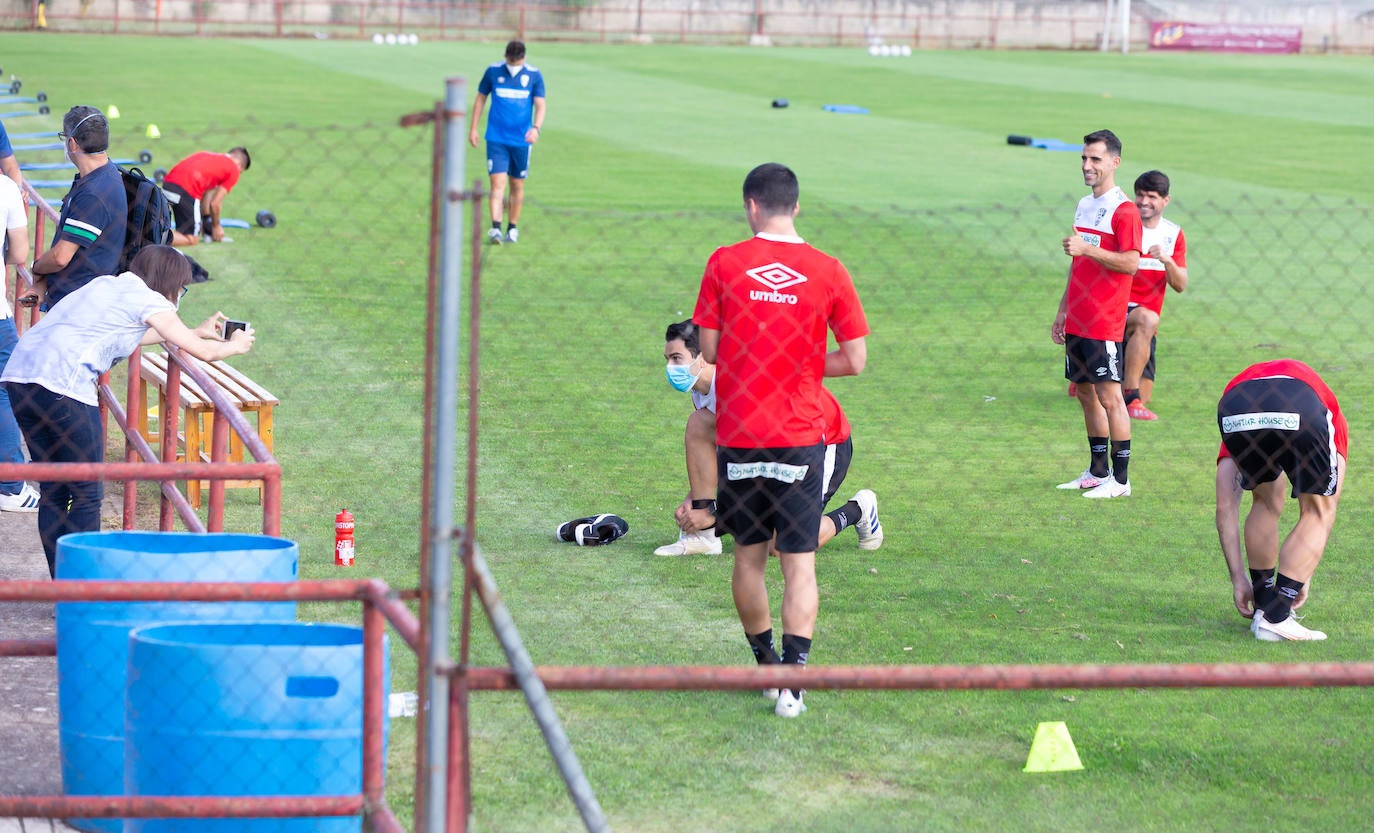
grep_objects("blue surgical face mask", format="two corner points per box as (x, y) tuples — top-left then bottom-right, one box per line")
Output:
(665, 358), (701, 392)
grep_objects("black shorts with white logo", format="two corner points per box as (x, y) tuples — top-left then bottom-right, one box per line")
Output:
(821, 437), (853, 506)
(164, 182), (202, 237)
(717, 443), (825, 552)
(1218, 377), (1339, 497)
(1064, 334), (1123, 384)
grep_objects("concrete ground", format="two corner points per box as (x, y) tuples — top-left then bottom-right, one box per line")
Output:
(0, 506), (78, 831)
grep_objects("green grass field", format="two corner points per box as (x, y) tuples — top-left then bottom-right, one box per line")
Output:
(4, 33), (1374, 832)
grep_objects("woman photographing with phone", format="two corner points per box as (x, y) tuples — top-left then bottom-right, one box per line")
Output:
(1, 244), (255, 577)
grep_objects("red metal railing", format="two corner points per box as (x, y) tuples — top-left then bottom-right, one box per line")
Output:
(3, 180), (282, 536)
(0, 578), (419, 829)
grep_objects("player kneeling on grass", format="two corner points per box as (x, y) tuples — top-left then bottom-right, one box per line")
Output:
(1215, 359), (1345, 642)
(658, 319), (883, 559)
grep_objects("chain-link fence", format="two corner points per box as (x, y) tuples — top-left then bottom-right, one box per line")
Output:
(6, 0), (1374, 51)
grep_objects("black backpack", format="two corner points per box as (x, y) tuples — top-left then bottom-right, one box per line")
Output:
(117, 165), (173, 272)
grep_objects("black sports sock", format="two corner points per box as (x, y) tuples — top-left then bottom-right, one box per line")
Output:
(1089, 436), (1110, 478)
(827, 500), (861, 533)
(491, 220), (502, 230)
(746, 629), (780, 665)
(781, 633), (811, 667)
(1263, 573), (1306, 624)
(507, 223), (517, 232)
(1250, 568), (1277, 611)
(1110, 439), (1131, 483)
(1123, 388), (1141, 406)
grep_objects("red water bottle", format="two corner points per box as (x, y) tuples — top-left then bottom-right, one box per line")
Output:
(335, 508), (355, 567)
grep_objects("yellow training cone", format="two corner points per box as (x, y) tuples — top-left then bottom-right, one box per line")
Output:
(1023, 721), (1084, 773)
(108, 105), (120, 119)
(145, 123), (160, 139)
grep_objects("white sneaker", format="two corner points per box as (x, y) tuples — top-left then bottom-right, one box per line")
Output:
(1057, 470), (1108, 490)
(653, 530), (722, 556)
(1254, 611), (1327, 642)
(775, 688), (806, 718)
(1082, 478), (1131, 499)
(0, 482), (39, 513)
(505, 227), (519, 244)
(853, 489), (884, 550)
(487, 228), (504, 245)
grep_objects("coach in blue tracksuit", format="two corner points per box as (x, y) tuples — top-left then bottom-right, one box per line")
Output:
(468, 40), (546, 246)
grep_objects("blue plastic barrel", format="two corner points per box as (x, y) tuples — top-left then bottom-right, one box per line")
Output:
(124, 622), (388, 833)
(55, 531), (298, 833)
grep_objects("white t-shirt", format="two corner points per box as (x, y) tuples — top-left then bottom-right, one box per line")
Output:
(0, 176), (27, 320)
(1, 272), (175, 406)
(692, 374), (717, 414)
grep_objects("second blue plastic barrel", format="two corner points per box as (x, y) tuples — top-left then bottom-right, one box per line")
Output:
(124, 622), (388, 833)
(55, 531), (298, 833)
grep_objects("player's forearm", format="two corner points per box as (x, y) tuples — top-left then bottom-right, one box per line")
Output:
(1215, 463), (1247, 582)
(1165, 262), (1188, 293)
(1089, 248), (1139, 276)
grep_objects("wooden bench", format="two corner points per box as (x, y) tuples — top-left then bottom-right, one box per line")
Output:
(137, 352), (278, 508)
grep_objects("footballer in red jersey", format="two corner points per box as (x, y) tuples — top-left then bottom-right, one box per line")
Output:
(1215, 359), (1346, 641)
(692, 163), (870, 718)
(1051, 129), (1142, 498)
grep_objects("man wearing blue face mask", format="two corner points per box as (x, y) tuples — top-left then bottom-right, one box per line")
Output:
(657, 319), (882, 558)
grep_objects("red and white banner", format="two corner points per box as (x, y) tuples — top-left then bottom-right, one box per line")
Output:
(1149, 21), (1302, 54)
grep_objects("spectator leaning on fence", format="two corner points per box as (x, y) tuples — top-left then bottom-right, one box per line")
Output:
(27, 106), (127, 311)
(1, 245), (255, 577)
(1121, 170), (1188, 422)
(692, 163), (870, 719)
(1051, 128), (1142, 499)
(1215, 359), (1345, 642)
(164, 147), (251, 246)
(468, 40), (545, 246)
(0, 173), (38, 513)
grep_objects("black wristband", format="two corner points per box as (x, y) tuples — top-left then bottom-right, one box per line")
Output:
(690, 498), (717, 513)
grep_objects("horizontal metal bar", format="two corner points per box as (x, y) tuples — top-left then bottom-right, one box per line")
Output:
(0, 638), (55, 657)
(0, 461), (279, 481)
(459, 661), (1374, 692)
(0, 795), (363, 819)
(0, 578), (376, 603)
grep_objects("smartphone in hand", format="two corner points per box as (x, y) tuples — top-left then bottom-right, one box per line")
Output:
(219, 319), (250, 340)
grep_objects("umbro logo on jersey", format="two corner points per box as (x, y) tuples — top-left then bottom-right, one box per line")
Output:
(746, 262), (807, 305)
(521, 75), (529, 87)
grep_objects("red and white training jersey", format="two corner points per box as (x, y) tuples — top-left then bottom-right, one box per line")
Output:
(694, 233), (869, 449)
(1065, 186), (1143, 342)
(702, 376), (852, 445)
(1216, 358), (1348, 461)
(1130, 219), (1186, 315)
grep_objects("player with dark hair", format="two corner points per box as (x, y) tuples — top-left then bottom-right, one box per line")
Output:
(693, 162), (870, 718)
(28, 106), (127, 310)
(164, 147), (252, 246)
(1215, 359), (1345, 641)
(1051, 128), (1143, 498)
(657, 319), (882, 558)
(468, 40), (546, 245)
(1122, 169), (1188, 421)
